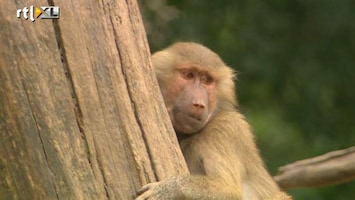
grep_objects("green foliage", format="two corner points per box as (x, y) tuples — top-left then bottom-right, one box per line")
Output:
(140, 0), (355, 198)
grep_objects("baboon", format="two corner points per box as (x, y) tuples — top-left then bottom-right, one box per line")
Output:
(136, 42), (291, 200)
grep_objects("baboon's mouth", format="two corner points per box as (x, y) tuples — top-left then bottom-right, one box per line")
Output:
(187, 114), (202, 121)
(173, 108), (205, 124)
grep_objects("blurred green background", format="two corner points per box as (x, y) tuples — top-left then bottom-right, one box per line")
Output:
(139, 0), (355, 199)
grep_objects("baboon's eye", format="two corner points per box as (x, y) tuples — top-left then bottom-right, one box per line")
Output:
(181, 70), (195, 80)
(202, 74), (214, 85)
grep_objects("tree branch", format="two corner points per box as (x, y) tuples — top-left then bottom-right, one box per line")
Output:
(275, 146), (355, 189)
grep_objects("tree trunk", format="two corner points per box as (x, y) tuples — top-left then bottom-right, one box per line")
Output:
(0, 0), (188, 199)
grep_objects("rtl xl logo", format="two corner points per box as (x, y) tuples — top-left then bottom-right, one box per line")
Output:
(17, 6), (60, 22)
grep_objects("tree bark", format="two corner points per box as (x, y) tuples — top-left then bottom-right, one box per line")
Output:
(0, 0), (188, 199)
(275, 146), (355, 189)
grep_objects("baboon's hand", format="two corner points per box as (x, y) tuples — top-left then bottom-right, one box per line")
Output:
(135, 182), (160, 200)
(136, 179), (181, 200)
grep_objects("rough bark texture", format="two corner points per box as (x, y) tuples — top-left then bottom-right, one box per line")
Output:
(275, 147), (355, 189)
(0, 0), (188, 199)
